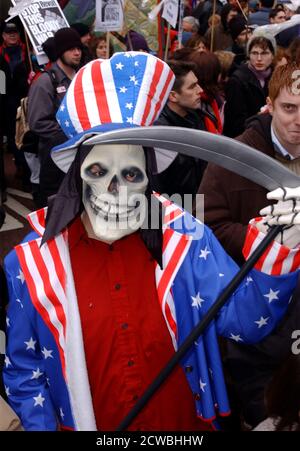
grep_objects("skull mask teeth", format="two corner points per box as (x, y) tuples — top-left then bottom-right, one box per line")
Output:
(81, 144), (148, 243)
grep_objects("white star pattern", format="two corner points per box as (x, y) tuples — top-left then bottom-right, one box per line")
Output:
(4, 355), (11, 367)
(60, 104), (65, 112)
(6, 317), (10, 327)
(31, 368), (43, 380)
(33, 393), (45, 407)
(46, 378), (51, 387)
(230, 333), (243, 342)
(134, 61), (139, 66)
(16, 269), (25, 284)
(60, 408), (65, 420)
(16, 298), (23, 308)
(255, 316), (269, 328)
(25, 337), (36, 351)
(219, 273), (224, 277)
(126, 117), (133, 124)
(119, 86), (127, 93)
(65, 120), (70, 127)
(191, 292), (205, 309)
(199, 246), (211, 260)
(246, 276), (253, 285)
(5, 386), (10, 397)
(116, 62), (124, 70)
(129, 75), (139, 85)
(288, 295), (293, 304)
(41, 347), (53, 359)
(125, 102), (133, 110)
(264, 288), (280, 303)
(199, 378), (207, 392)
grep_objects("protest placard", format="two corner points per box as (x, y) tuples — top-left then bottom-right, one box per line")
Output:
(162, 0), (179, 28)
(11, 0), (69, 57)
(95, 0), (124, 32)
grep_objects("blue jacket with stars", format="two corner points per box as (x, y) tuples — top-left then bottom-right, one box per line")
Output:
(2, 202), (299, 430)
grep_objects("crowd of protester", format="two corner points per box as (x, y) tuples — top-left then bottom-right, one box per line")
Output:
(1, 0), (300, 431)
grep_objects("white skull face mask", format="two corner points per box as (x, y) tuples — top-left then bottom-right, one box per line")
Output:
(81, 144), (148, 243)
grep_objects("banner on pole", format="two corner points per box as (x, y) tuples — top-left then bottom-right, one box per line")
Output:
(162, 0), (179, 28)
(95, 0), (124, 32)
(11, 0), (69, 57)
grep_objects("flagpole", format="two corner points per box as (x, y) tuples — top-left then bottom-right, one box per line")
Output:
(210, 0), (217, 52)
(116, 224), (284, 431)
(164, 23), (171, 61)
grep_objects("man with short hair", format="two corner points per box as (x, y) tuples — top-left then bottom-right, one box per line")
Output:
(269, 7), (286, 23)
(199, 62), (300, 427)
(28, 27), (82, 206)
(153, 60), (207, 198)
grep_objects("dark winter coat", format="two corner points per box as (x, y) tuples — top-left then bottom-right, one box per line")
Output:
(223, 64), (271, 138)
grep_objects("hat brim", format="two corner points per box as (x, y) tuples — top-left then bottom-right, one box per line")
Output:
(52, 123), (139, 173)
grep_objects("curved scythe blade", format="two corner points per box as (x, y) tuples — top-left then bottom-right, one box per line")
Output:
(84, 126), (300, 191)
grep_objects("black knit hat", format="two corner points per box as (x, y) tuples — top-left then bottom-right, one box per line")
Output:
(228, 16), (247, 41)
(54, 27), (82, 58)
(71, 22), (90, 38)
(42, 37), (57, 62)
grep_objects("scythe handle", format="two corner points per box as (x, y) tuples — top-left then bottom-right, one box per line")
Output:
(116, 224), (284, 431)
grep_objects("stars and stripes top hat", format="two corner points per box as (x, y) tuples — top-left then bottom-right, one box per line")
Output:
(52, 51), (175, 173)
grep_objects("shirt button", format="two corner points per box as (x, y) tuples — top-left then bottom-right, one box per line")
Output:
(115, 283), (121, 290)
(121, 323), (128, 330)
(128, 359), (134, 367)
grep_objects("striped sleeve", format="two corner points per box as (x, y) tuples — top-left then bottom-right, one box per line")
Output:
(243, 218), (300, 275)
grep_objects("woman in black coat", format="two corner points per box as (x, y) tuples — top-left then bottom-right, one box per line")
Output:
(223, 33), (275, 138)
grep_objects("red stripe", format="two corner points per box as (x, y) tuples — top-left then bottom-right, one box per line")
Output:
(162, 227), (175, 254)
(271, 245), (290, 275)
(27, 209), (46, 236)
(92, 61), (111, 123)
(31, 241), (67, 339)
(254, 243), (273, 272)
(16, 243), (67, 379)
(48, 238), (67, 295)
(74, 68), (91, 131)
(242, 224), (259, 260)
(141, 60), (164, 126)
(290, 249), (300, 272)
(164, 209), (183, 225)
(158, 234), (188, 302)
(149, 70), (174, 125)
(164, 301), (177, 337)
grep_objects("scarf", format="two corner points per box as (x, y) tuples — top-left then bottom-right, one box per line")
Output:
(248, 62), (272, 88)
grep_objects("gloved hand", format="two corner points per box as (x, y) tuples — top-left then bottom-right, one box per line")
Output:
(257, 187), (300, 248)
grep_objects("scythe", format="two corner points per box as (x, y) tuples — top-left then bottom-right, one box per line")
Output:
(83, 126), (300, 430)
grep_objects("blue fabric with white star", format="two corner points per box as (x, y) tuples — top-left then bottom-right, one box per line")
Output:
(3, 212), (299, 429)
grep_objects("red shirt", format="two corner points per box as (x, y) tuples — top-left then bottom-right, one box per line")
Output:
(69, 218), (211, 431)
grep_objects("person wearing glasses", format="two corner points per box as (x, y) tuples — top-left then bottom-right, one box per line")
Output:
(223, 31), (275, 138)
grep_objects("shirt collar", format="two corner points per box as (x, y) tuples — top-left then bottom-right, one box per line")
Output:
(271, 125), (295, 161)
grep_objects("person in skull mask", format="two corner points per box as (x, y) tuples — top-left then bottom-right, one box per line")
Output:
(2, 52), (300, 431)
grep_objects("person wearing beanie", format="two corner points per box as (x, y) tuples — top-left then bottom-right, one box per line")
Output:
(71, 22), (93, 66)
(228, 16), (253, 66)
(125, 30), (150, 52)
(27, 27), (82, 206)
(224, 31), (275, 137)
(42, 36), (57, 63)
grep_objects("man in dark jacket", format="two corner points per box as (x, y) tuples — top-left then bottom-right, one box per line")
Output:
(153, 60), (208, 199)
(28, 27), (82, 206)
(199, 62), (300, 428)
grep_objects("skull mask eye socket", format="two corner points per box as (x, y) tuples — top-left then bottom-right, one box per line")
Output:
(122, 167), (144, 183)
(85, 163), (108, 178)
